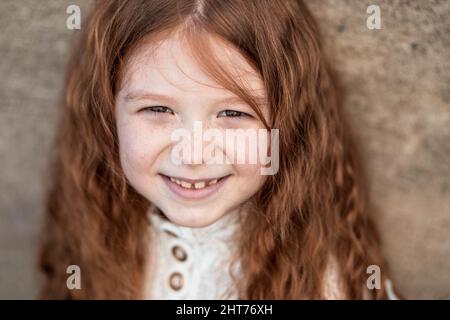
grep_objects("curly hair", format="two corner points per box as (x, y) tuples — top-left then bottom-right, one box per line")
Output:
(39, 0), (389, 299)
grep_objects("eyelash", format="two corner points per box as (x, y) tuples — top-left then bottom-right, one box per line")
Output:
(140, 106), (175, 115)
(140, 106), (252, 119)
(217, 110), (251, 119)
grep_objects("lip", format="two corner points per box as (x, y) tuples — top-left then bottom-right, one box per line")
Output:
(160, 174), (231, 201)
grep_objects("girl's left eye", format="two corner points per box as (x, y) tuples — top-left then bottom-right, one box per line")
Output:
(217, 110), (251, 118)
(139, 106), (175, 115)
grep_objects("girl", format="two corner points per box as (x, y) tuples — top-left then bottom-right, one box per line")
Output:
(39, 0), (398, 299)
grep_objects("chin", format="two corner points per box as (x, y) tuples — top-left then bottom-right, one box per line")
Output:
(161, 205), (226, 227)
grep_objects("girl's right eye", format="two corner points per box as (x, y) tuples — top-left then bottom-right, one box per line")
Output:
(139, 106), (175, 115)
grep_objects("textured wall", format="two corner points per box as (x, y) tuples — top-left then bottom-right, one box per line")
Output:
(305, 0), (450, 299)
(0, 0), (449, 299)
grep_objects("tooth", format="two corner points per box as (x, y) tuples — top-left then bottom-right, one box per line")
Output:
(181, 181), (192, 189)
(170, 177), (176, 183)
(208, 179), (218, 185)
(175, 179), (182, 185)
(194, 181), (206, 189)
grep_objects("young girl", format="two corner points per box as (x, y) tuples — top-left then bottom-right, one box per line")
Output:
(39, 0), (399, 299)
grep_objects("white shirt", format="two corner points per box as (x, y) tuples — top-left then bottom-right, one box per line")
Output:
(144, 208), (242, 299)
(143, 208), (399, 300)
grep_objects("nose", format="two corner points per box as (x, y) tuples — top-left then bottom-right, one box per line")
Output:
(186, 120), (206, 165)
(170, 119), (215, 166)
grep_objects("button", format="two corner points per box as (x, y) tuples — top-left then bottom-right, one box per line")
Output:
(171, 245), (187, 262)
(169, 272), (184, 291)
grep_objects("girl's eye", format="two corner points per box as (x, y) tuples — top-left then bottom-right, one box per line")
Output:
(217, 110), (251, 118)
(140, 106), (175, 115)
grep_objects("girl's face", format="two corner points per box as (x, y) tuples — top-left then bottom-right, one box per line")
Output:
(115, 32), (269, 227)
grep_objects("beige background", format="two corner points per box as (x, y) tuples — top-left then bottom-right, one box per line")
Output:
(0, 0), (449, 299)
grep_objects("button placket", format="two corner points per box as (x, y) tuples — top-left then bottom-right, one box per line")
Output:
(165, 238), (193, 298)
(176, 234), (207, 299)
(190, 239), (229, 299)
(186, 245), (204, 299)
(147, 209), (242, 299)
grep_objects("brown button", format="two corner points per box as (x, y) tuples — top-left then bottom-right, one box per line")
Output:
(171, 245), (187, 262)
(169, 272), (184, 291)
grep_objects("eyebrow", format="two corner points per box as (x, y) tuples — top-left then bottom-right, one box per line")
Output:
(123, 91), (178, 105)
(123, 91), (266, 106)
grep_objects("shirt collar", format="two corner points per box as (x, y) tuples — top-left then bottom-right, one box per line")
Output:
(147, 206), (242, 244)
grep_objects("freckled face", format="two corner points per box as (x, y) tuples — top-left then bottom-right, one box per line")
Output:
(115, 32), (269, 227)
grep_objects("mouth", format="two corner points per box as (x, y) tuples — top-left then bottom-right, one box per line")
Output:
(159, 173), (231, 200)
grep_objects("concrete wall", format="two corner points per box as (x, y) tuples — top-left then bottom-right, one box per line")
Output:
(0, 0), (449, 299)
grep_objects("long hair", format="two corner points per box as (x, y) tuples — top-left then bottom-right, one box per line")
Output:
(39, 0), (389, 299)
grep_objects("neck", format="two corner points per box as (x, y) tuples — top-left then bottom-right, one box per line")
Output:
(147, 205), (247, 244)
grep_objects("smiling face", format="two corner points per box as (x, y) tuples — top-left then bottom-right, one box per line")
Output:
(115, 31), (269, 227)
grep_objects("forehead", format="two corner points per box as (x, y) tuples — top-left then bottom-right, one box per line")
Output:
(118, 31), (265, 99)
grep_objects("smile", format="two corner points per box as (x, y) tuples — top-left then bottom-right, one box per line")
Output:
(159, 174), (230, 200)
(170, 176), (222, 189)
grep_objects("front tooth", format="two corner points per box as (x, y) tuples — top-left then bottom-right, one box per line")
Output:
(194, 181), (206, 189)
(208, 179), (218, 185)
(181, 181), (192, 189)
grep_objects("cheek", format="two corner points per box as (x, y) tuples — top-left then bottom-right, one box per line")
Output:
(230, 165), (267, 202)
(116, 118), (169, 176)
(220, 120), (271, 163)
(234, 162), (260, 176)
(233, 163), (267, 193)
